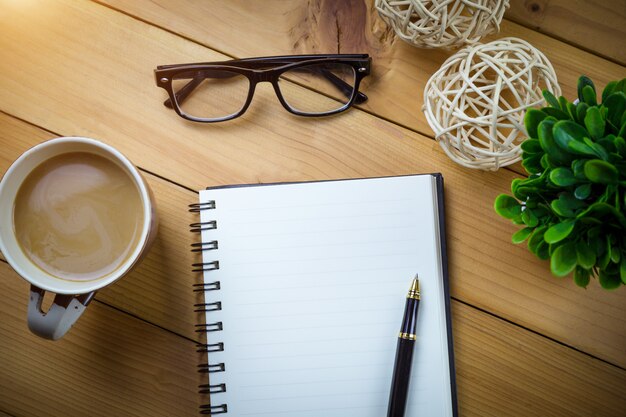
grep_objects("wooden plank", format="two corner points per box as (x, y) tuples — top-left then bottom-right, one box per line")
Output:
(3, 116), (626, 417)
(0, 0), (624, 368)
(98, 0), (626, 137)
(1, 261), (624, 417)
(0, 263), (197, 417)
(451, 301), (626, 417)
(507, 0), (626, 66)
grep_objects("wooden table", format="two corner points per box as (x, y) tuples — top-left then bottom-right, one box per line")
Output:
(1, 1), (625, 416)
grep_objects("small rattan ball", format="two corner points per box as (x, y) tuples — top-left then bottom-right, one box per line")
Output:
(423, 37), (561, 170)
(375, 0), (509, 49)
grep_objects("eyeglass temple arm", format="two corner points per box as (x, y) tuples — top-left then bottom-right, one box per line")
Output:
(164, 68), (368, 108)
(318, 68), (368, 104)
(164, 76), (201, 109)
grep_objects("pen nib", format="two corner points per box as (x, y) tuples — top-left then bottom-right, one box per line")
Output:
(407, 275), (420, 300)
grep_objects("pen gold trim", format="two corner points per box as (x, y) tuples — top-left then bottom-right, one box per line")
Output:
(398, 332), (416, 340)
(406, 278), (420, 300)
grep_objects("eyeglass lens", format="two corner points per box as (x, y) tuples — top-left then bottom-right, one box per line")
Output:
(278, 63), (357, 114)
(172, 69), (250, 120)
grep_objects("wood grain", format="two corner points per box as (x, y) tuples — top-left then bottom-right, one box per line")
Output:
(1, 260), (625, 417)
(1, 2), (625, 416)
(98, 0), (626, 138)
(451, 301), (626, 417)
(3, 107), (626, 375)
(0, 262), (198, 417)
(508, 0), (626, 66)
(0, 0), (624, 368)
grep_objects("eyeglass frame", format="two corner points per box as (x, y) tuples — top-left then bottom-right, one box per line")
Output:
(154, 54), (372, 123)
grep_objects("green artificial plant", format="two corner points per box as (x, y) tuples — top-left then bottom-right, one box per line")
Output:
(494, 75), (626, 289)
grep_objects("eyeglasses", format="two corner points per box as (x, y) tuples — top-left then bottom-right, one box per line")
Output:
(154, 54), (371, 123)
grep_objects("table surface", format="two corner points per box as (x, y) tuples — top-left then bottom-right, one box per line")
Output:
(1, 1), (625, 416)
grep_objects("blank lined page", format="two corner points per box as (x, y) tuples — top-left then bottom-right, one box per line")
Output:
(199, 175), (453, 417)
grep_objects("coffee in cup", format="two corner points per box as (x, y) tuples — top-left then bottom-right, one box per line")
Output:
(13, 151), (144, 281)
(0, 137), (158, 340)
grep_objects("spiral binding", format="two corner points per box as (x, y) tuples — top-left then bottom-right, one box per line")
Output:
(190, 200), (227, 415)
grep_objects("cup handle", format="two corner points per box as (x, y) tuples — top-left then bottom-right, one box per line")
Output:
(27, 285), (96, 340)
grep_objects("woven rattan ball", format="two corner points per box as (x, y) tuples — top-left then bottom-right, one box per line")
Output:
(423, 37), (561, 170)
(375, 0), (509, 49)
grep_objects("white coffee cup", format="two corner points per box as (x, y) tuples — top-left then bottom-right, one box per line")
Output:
(0, 137), (158, 340)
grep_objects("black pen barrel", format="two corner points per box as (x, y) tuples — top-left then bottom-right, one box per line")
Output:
(387, 287), (420, 417)
(400, 297), (419, 336)
(387, 337), (415, 417)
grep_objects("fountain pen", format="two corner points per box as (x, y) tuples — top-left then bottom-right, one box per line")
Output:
(387, 275), (420, 417)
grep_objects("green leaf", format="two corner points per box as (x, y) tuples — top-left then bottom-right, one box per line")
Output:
(576, 203), (626, 227)
(588, 235), (602, 257)
(544, 220), (576, 244)
(528, 226), (548, 254)
(576, 103), (589, 125)
(551, 193), (585, 218)
(583, 159), (618, 184)
(543, 90), (560, 109)
(582, 137), (609, 160)
(578, 75), (595, 104)
(511, 178), (523, 196)
(571, 159), (587, 180)
(584, 107), (605, 139)
(494, 195), (521, 219)
(610, 245), (621, 264)
(619, 121), (626, 140)
(601, 80), (618, 103)
(522, 153), (543, 175)
(597, 136), (617, 153)
(599, 238), (611, 269)
(539, 153), (552, 170)
(599, 270), (621, 290)
(512, 214), (525, 225)
(614, 137), (626, 156)
(512, 227), (533, 244)
(536, 241), (550, 260)
(621, 258), (626, 284)
(604, 92), (626, 129)
(576, 241), (596, 269)
(574, 183), (592, 199)
(521, 139), (542, 154)
(566, 102), (578, 122)
(524, 109), (548, 139)
(537, 119), (570, 165)
(549, 167), (577, 186)
(515, 187), (538, 200)
(574, 266), (591, 288)
(525, 198), (539, 209)
(567, 140), (598, 157)
(522, 209), (539, 227)
(582, 85), (597, 106)
(553, 120), (587, 151)
(558, 96), (569, 112)
(551, 242), (577, 277)
(615, 79), (626, 95)
(542, 107), (571, 120)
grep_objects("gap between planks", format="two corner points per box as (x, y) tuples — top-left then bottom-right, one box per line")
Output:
(91, 0), (534, 177)
(0, 107), (622, 374)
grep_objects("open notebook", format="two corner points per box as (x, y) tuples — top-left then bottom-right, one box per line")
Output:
(192, 174), (457, 416)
